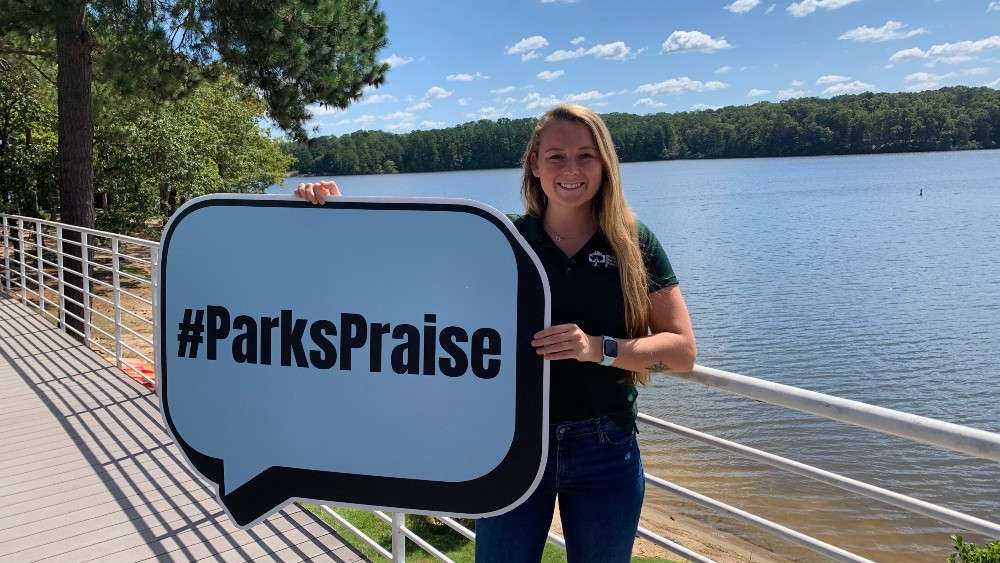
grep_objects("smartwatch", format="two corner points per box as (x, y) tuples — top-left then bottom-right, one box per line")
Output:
(600, 336), (618, 367)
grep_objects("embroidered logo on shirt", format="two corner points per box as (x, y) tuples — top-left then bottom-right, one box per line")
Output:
(588, 250), (617, 268)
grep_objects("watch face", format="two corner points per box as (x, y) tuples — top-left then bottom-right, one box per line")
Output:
(603, 337), (618, 358)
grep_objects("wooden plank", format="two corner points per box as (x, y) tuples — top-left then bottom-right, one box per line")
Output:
(0, 298), (359, 562)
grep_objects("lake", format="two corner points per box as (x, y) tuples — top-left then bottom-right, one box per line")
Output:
(278, 149), (1000, 562)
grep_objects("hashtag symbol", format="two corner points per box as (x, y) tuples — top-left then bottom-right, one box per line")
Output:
(177, 308), (205, 359)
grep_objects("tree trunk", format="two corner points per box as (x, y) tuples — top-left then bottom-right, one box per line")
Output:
(56, 1), (93, 340)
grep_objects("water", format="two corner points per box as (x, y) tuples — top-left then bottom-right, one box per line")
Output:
(278, 150), (1000, 561)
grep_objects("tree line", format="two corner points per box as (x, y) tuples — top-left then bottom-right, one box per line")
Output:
(285, 86), (1000, 176)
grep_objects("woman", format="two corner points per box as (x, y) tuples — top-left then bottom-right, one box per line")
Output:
(295, 104), (696, 563)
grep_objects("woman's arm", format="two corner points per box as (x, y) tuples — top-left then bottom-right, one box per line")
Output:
(612, 285), (696, 373)
(531, 284), (697, 373)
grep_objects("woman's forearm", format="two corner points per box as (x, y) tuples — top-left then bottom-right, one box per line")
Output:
(589, 331), (696, 374)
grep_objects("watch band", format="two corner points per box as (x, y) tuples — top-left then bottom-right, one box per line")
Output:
(600, 335), (618, 366)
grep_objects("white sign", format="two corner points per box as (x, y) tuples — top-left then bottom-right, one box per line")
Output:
(157, 195), (550, 528)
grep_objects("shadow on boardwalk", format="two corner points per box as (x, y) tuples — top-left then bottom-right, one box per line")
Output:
(0, 297), (367, 562)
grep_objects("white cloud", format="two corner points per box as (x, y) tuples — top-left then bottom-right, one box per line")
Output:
(419, 121), (446, 129)
(537, 70), (565, 81)
(816, 74), (850, 85)
(446, 71), (488, 81)
(791, 80), (805, 87)
(765, 3), (776, 13)
(457, 98), (471, 106)
(839, 21), (927, 43)
(904, 71), (955, 91)
(823, 80), (874, 95)
(546, 41), (633, 62)
(406, 101), (432, 111)
(354, 114), (377, 124)
(986, 77), (1000, 88)
(777, 88), (806, 100)
(358, 93), (397, 105)
(636, 77), (728, 95)
(507, 35), (549, 61)
(587, 41), (632, 60)
(571, 36), (585, 45)
(635, 98), (667, 108)
(503, 97), (517, 103)
(965, 67), (990, 76)
(546, 48), (586, 62)
(385, 121), (413, 132)
(490, 86), (516, 95)
(382, 111), (414, 121)
(989, 1), (1000, 12)
(691, 103), (719, 111)
(787, 0), (861, 17)
(381, 54), (414, 67)
(725, 0), (760, 13)
(565, 90), (616, 102)
(715, 65), (734, 74)
(662, 30), (732, 54)
(307, 104), (342, 116)
(892, 36), (1000, 65)
(423, 86), (453, 100)
(523, 92), (562, 109)
(748, 88), (771, 96)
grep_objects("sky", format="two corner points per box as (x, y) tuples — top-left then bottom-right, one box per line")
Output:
(299, 0), (1000, 138)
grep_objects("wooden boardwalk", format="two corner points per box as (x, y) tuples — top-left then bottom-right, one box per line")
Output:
(0, 297), (366, 562)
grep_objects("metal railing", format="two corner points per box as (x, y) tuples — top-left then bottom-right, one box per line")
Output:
(2, 212), (998, 563)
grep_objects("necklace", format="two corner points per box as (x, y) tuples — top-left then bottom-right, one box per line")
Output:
(544, 222), (596, 243)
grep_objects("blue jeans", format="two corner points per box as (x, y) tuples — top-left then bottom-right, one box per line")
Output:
(475, 416), (644, 563)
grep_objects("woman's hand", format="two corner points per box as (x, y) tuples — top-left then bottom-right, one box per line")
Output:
(293, 180), (342, 204)
(532, 324), (602, 363)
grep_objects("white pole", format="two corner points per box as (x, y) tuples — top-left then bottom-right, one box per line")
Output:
(18, 218), (25, 303)
(391, 512), (405, 563)
(112, 238), (122, 368)
(57, 226), (66, 329)
(82, 232), (91, 345)
(36, 221), (44, 316)
(2, 216), (10, 296)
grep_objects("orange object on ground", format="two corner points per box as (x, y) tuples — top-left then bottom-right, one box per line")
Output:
(121, 358), (156, 390)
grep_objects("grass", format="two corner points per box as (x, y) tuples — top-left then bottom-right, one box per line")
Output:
(302, 503), (678, 563)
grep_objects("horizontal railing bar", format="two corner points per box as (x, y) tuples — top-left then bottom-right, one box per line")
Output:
(117, 269), (152, 285)
(119, 341), (154, 365)
(118, 252), (152, 266)
(120, 306), (154, 326)
(119, 287), (152, 306)
(89, 307), (114, 324)
(89, 323), (115, 340)
(1, 213), (159, 247)
(636, 527), (716, 563)
(638, 413), (1000, 537)
(673, 365), (1000, 463)
(62, 293), (86, 311)
(119, 323), (154, 346)
(644, 473), (872, 562)
(88, 276), (114, 290)
(438, 517), (475, 541)
(373, 511), (453, 563)
(88, 338), (116, 360)
(319, 505), (392, 559)
(89, 261), (113, 273)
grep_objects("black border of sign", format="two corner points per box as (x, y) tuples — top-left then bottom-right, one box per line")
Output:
(158, 196), (548, 528)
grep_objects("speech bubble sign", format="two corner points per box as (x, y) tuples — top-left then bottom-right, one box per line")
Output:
(156, 195), (550, 528)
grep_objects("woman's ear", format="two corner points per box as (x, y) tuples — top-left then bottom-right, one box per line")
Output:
(529, 152), (540, 178)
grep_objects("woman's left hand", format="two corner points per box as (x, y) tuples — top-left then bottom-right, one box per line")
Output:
(532, 324), (601, 362)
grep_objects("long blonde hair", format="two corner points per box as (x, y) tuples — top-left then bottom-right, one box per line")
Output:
(520, 104), (651, 385)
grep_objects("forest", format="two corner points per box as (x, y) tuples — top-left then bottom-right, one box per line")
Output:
(285, 86), (1000, 176)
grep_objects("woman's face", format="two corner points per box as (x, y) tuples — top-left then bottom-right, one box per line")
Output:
(530, 120), (604, 215)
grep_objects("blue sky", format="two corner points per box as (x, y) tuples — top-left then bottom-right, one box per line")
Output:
(301, 0), (1000, 138)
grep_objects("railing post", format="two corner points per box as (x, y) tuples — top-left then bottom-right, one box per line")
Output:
(18, 218), (26, 303)
(391, 512), (405, 563)
(57, 226), (66, 329)
(112, 238), (122, 368)
(36, 221), (44, 317)
(82, 232), (91, 345)
(2, 216), (9, 296)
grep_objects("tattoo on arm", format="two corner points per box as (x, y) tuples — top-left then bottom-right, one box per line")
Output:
(648, 361), (669, 373)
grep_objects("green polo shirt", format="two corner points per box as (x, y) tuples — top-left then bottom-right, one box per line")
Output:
(509, 214), (678, 430)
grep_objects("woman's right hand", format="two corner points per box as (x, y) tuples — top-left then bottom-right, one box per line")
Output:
(293, 180), (342, 204)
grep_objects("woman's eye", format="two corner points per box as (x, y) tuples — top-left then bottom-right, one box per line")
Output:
(548, 155), (564, 161)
